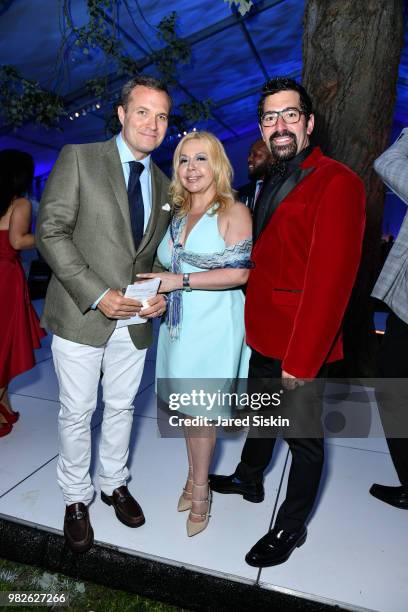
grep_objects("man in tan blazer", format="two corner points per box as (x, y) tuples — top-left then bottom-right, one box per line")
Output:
(36, 75), (171, 552)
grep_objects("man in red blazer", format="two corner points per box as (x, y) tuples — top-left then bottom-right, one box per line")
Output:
(210, 77), (366, 567)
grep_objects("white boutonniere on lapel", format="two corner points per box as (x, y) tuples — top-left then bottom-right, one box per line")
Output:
(161, 203), (171, 212)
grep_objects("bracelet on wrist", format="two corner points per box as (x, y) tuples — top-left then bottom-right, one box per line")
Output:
(182, 273), (192, 292)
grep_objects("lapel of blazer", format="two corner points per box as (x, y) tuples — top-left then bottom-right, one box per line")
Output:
(255, 166), (315, 240)
(103, 137), (136, 257)
(136, 161), (167, 256)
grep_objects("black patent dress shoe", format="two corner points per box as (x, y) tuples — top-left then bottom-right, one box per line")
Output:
(209, 472), (264, 503)
(64, 502), (94, 553)
(245, 526), (307, 567)
(101, 485), (145, 527)
(369, 483), (408, 509)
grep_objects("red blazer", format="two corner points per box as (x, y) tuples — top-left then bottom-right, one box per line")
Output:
(245, 147), (366, 378)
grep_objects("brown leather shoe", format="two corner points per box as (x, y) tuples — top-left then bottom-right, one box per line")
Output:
(64, 502), (94, 553)
(101, 486), (145, 528)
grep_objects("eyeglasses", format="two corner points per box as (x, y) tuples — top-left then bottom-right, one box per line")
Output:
(261, 107), (304, 127)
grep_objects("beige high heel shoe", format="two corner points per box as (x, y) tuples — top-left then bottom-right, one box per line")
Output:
(177, 466), (193, 512)
(186, 482), (212, 537)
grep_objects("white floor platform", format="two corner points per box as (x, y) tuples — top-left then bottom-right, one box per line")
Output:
(1, 300), (407, 611)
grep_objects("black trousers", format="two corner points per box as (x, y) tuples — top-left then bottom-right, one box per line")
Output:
(235, 349), (325, 531)
(376, 311), (408, 488)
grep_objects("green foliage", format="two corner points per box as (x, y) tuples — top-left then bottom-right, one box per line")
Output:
(66, 4), (190, 86)
(66, 2), (205, 134)
(1, 1), (213, 133)
(153, 12), (191, 84)
(224, 0), (253, 16)
(0, 557), (184, 611)
(179, 99), (213, 122)
(86, 76), (109, 99)
(117, 56), (140, 77)
(66, 0), (123, 60)
(0, 66), (65, 129)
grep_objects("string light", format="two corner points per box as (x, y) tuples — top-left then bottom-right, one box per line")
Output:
(67, 98), (199, 145)
(68, 101), (103, 121)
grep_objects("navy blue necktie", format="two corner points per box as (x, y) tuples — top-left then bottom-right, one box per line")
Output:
(128, 161), (145, 250)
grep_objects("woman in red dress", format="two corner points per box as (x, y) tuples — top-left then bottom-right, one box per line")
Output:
(0, 149), (45, 437)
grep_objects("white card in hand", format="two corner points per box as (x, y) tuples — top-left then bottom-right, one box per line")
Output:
(116, 278), (161, 328)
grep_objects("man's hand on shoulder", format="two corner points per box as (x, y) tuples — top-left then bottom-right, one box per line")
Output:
(97, 289), (142, 319)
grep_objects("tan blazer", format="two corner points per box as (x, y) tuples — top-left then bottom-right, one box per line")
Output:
(36, 136), (170, 348)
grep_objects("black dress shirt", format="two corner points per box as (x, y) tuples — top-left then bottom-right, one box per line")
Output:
(253, 145), (313, 242)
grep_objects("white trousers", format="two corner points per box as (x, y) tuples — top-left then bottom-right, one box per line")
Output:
(52, 328), (147, 505)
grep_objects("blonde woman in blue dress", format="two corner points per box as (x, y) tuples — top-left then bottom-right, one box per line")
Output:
(138, 131), (252, 536)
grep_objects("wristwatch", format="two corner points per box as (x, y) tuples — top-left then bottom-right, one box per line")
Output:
(182, 273), (192, 292)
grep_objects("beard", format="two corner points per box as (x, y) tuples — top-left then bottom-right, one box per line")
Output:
(269, 130), (298, 161)
(248, 160), (272, 181)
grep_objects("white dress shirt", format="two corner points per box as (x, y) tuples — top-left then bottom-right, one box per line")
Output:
(92, 133), (153, 308)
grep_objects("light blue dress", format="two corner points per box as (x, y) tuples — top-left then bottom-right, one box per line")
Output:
(155, 211), (251, 415)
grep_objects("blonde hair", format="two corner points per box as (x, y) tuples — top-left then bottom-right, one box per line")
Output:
(169, 131), (235, 217)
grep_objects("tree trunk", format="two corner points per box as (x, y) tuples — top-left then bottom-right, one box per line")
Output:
(302, 0), (404, 376)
